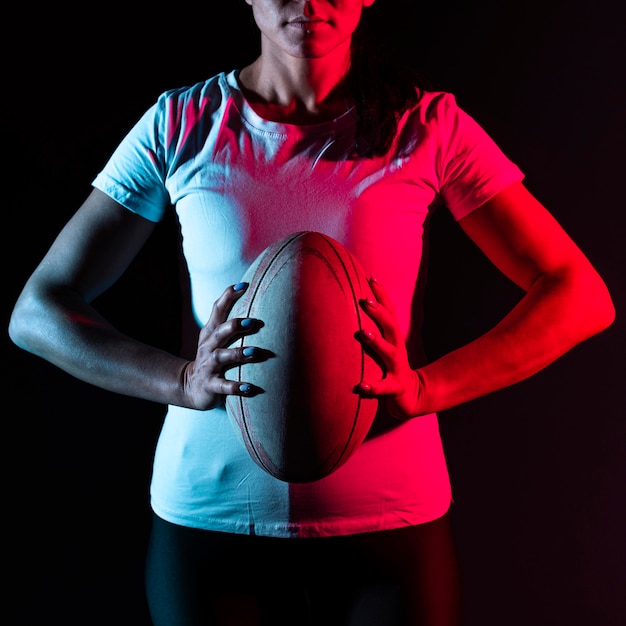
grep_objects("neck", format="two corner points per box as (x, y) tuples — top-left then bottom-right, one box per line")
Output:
(238, 50), (352, 124)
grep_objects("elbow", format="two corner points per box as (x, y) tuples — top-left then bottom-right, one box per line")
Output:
(8, 301), (32, 352)
(591, 282), (616, 334)
(574, 269), (616, 340)
(8, 290), (44, 355)
(536, 262), (616, 350)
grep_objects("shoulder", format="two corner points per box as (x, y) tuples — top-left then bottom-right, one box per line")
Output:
(154, 71), (229, 112)
(408, 90), (465, 125)
(137, 71), (238, 142)
(389, 90), (465, 156)
(400, 89), (500, 152)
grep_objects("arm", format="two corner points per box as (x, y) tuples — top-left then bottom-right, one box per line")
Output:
(9, 189), (262, 409)
(359, 181), (615, 417)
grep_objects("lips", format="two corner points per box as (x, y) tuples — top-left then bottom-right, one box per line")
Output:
(287, 19), (328, 30)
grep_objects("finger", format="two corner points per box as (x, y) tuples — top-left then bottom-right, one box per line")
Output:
(215, 378), (261, 397)
(203, 316), (263, 350)
(357, 377), (396, 397)
(360, 285), (403, 346)
(368, 277), (396, 313)
(208, 282), (249, 327)
(358, 327), (396, 369)
(209, 345), (272, 370)
(360, 297), (396, 338)
(358, 369), (416, 400)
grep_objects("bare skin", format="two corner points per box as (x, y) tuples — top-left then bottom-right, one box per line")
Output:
(8, 0), (615, 418)
(8, 6), (616, 626)
(238, 0), (375, 123)
(358, 180), (615, 417)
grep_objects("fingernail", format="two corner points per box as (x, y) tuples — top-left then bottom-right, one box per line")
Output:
(234, 282), (248, 292)
(239, 383), (252, 393)
(240, 318), (254, 328)
(360, 383), (372, 392)
(243, 347), (256, 357)
(366, 298), (376, 308)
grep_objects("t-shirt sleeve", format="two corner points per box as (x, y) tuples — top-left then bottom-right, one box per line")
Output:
(92, 97), (170, 223)
(434, 93), (524, 220)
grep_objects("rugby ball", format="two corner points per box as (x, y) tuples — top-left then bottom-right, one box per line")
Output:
(225, 231), (382, 483)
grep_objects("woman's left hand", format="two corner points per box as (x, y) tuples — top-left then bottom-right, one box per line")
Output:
(357, 278), (423, 420)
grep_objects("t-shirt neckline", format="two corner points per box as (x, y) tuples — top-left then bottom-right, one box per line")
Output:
(223, 69), (356, 136)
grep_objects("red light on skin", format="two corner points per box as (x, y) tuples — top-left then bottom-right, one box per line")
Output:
(288, 19), (330, 34)
(67, 312), (108, 327)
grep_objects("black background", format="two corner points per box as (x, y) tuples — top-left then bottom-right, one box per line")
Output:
(4, 1), (625, 624)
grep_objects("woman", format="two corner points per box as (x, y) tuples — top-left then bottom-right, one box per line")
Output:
(9, 1), (614, 625)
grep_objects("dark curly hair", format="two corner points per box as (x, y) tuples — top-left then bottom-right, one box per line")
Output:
(348, 10), (429, 158)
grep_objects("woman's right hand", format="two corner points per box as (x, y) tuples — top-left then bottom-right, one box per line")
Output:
(181, 282), (265, 411)
(8, 190), (268, 411)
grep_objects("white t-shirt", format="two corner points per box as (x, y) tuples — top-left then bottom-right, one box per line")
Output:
(93, 70), (524, 538)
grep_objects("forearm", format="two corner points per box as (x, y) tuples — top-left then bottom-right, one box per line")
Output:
(415, 268), (614, 415)
(9, 286), (190, 407)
